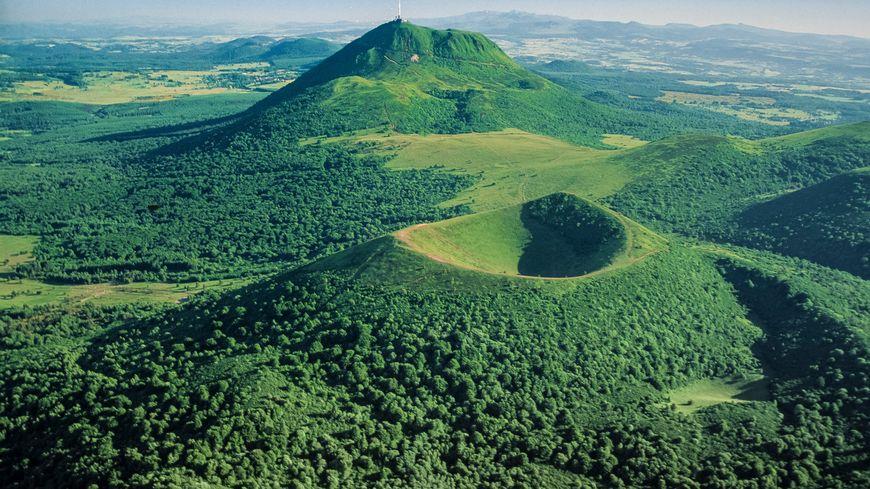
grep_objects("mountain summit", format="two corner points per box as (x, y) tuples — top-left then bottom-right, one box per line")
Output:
(233, 21), (620, 145)
(281, 19), (522, 93)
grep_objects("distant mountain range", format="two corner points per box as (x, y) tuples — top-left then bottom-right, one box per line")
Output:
(421, 10), (870, 45)
(419, 11), (870, 87)
(2, 11), (868, 86)
(4, 10), (867, 44)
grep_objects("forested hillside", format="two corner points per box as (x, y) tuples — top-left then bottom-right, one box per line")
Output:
(606, 123), (870, 277)
(228, 20), (750, 148)
(2, 234), (867, 487)
(2, 141), (471, 283)
(737, 168), (869, 278)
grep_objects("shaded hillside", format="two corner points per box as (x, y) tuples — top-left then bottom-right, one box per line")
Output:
(606, 122), (870, 275)
(737, 168), (869, 278)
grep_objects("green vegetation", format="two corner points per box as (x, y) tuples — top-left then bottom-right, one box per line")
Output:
(737, 168), (869, 278)
(0, 235), (37, 275)
(2, 232), (867, 487)
(1, 19), (868, 489)
(0, 235), (249, 307)
(236, 21), (612, 146)
(0, 36), (339, 80)
(0, 277), (249, 308)
(242, 20), (769, 148)
(378, 129), (630, 211)
(1, 141), (471, 283)
(7, 23), (866, 285)
(397, 193), (660, 278)
(536, 60), (870, 137)
(0, 37), (341, 106)
(606, 122), (870, 277)
(667, 376), (770, 414)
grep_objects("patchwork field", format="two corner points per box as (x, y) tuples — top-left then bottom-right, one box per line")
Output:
(0, 66), (294, 104)
(657, 89), (831, 126)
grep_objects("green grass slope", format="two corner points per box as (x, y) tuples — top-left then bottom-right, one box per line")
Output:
(396, 193), (662, 278)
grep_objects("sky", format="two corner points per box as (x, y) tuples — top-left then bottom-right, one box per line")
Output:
(2, 0), (869, 38)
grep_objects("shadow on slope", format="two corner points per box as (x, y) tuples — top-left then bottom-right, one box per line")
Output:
(517, 194), (627, 277)
(394, 193), (658, 279)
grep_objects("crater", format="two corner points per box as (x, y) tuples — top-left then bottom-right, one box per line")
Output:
(396, 193), (630, 278)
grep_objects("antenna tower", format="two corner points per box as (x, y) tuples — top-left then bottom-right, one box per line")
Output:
(396, 0), (403, 21)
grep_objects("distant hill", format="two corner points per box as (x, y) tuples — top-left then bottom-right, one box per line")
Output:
(420, 11), (870, 85)
(262, 37), (339, 60)
(0, 36), (341, 72)
(208, 35), (277, 63)
(420, 10), (870, 45)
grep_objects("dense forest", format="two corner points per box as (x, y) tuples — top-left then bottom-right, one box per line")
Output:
(737, 168), (869, 278)
(2, 139), (471, 283)
(1, 238), (867, 487)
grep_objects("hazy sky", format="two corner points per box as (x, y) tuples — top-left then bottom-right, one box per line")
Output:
(3, 0), (869, 38)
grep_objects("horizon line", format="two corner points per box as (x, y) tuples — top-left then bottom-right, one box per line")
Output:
(2, 9), (868, 41)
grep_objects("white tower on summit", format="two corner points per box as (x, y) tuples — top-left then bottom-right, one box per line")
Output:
(396, 0), (403, 21)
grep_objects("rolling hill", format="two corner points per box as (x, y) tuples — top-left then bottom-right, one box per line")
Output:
(605, 122), (870, 276)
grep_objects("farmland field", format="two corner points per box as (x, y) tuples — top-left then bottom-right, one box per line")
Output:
(657, 90), (825, 126)
(0, 66), (294, 104)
